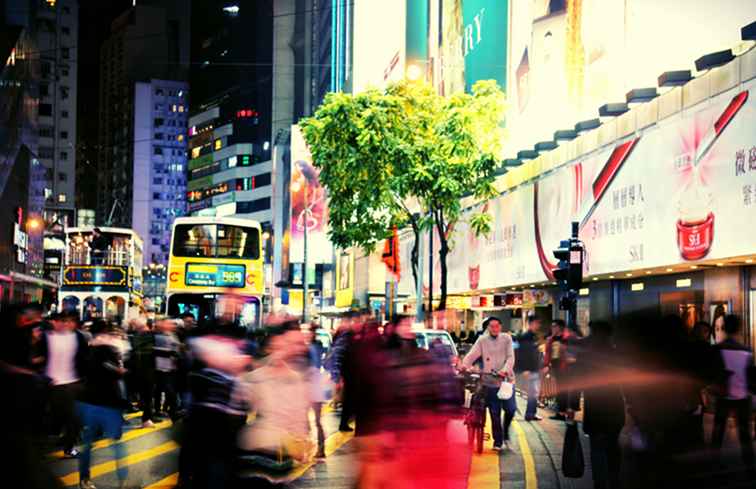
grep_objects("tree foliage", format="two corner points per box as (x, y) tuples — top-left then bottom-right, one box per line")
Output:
(300, 79), (506, 309)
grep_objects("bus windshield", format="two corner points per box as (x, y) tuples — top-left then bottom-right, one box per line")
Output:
(167, 293), (261, 330)
(172, 224), (260, 260)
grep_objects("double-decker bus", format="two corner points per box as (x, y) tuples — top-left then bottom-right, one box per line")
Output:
(165, 216), (263, 329)
(58, 227), (144, 322)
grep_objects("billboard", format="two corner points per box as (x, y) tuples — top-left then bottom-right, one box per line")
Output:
(506, 0), (756, 155)
(352, 0), (406, 92)
(290, 125), (331, 264)
(396, 78), (756, 293)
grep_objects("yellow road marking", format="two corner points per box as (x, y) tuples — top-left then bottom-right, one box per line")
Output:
(513, 420), (538, 489)
(466, 410), (500, 489)
(145, 472), (179, 489)
(143, 405), (350, 488)
(124, 411), (143, 421)
(59, 441), (179, 486)
(50, 419), (172, 459)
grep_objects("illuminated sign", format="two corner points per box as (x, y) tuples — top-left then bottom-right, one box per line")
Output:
(236, 109), (259, 119)
(63, 266), (127, 286)
(185, 263), (246, 288)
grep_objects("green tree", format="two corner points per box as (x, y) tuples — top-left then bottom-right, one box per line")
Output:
(300, 79), (505, 310)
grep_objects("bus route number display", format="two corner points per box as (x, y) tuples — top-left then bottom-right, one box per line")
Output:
(185, 263), (246, 288)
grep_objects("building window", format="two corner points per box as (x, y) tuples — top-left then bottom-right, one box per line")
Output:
(177, 134), (184, 142)
(154, 147), (163, 155)
(191, 147), (200, 159)
(153, 178), (163, 185)
(59, 151), (68, 160)
(58, 193), (67, 203)
(155, 133), (164, 140)
(155, 89), (164, 96)
(60, 131), (68, 139)
(60, 86), (69, 99)
(63, 6), (70, 14)
(61, 26), (70, 35)
(152, 238), (160, 245)
(154, 118), (164, 127)
(40, 83), (49, 97)
(40, 104), (53, 116)
(60, 66), (69, 77)
(39, 147), (54, 159)
(228, 156), (237, 168)
(153, 193), (162, 200)
(237, 197), (271, 214)
(178, 105), (184, 113)
(61, 47), (70, 59)
(58, 172), (67, 182)
(39, 126), (53, 138)
(214, 139), (222, 150)
(61, 110), (69, 118)
(171, 104), (177, 112)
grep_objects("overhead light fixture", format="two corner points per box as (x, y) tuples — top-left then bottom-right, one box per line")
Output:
(743, 20), (756, 41)
(503, 158), (523, 167)
(631, 282), (645, 292)
(626, 87), (659, 104)
(676, 278), (692, 288)
(517, 150), (539, 160)
(626, 273), (633, 277)
(575, 118), (601, 132)
(690, 265), (698, 269)
(598, 103), (629, 117)
(695, 49), (735, 71)
(658, 70), (692, 87)
(534, 141), (558, 152)
(609, 275), (615, 279)
(222, 4), (240, 15)
(716, 262), (724, 267)
(579, 288), (590, 296)
(646, 271), (652, 274)
(592, 277), (598, 281)
(747, 259), (754, 264)
(554, 129), (578, 141)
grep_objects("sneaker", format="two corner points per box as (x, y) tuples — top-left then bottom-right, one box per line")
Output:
(141, 420), (155, 429)
(549, 414), (566, 421)
(80, 479), (97, 489)
(64, 448), (80, 458)
(525, 415), (543, 421)
(502, 440), (512, 450)
(492, 443), (502, 451)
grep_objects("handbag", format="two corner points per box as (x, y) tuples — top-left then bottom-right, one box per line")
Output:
(497, 381), (514, 400)
(561, 421), (585, 478)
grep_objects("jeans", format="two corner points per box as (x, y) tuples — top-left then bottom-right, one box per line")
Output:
(155, 371), (178, 419)
(589, 431), (622, 489)
(50, 381), (83, 451)
(712, 397), (754, 470)
(522, 372), (540, 418)
(485, 386), (516, 446)
(77, 402), (126, 482)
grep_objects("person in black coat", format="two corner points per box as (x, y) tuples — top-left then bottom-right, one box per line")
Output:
(574, 321), (626, 489)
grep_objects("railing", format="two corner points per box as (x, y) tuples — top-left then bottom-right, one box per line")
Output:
(66, 248), (132, 267)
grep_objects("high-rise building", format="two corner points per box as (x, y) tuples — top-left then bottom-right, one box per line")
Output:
(1, 0), (56, 303)
(34, 0), (78, 229)
(187, 0), (273, 223)
(96, 1), (190, 230)
(187, 93), (272, 223)
(133, 79), (189, 265)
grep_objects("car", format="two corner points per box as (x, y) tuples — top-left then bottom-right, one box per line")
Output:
(412, 328), (459, 358)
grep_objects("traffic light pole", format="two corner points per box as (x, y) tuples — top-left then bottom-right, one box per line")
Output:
(553, 222), (583, 333)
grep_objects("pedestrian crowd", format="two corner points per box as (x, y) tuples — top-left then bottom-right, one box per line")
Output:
(1, 301), (755, 489)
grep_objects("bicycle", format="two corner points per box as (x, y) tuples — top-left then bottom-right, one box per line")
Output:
(459, 369), (490, 454)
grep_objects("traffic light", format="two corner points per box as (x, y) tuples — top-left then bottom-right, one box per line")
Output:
(552, 222), (584, 293)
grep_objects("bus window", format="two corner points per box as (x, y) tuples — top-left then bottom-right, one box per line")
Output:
(173, 224), (259, 259)
(173, 224), (217, 257)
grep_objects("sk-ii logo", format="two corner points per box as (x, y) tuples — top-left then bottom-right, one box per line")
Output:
(463, 8), (485, 57)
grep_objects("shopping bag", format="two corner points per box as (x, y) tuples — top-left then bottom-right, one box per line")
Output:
(497, 381), (514, 400)
(561, 421), (585, 478)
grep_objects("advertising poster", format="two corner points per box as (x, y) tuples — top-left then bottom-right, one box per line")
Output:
(289, 125), (331, 264)
(397, 78), (756, 293)
(335, 250), (355, 308)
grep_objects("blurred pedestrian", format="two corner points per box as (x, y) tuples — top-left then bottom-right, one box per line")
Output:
(574, 321), (626, 489)
(77, 320), (131, 489)
(40, 311), (89, 457)
(181, 331), (250, 489)
(712, 315), (755, 476)
(543, 319), (578, 420)
(462, 317), (516, 450)
(326, 312), (358, 432)
(153, 318), (181, 420)
(515, 314), (543, 421)
(307, 324), (328, 459)
(0, 304), (62, 489)
(688, 321), (723, 446)
(130, 318), (156, 428)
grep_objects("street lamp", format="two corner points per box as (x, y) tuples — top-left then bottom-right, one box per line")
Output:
(27, 218), (42, 231)
(406, 63), (424, 82)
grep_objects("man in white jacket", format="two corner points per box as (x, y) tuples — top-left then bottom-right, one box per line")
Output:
(462, 317), (516, 450)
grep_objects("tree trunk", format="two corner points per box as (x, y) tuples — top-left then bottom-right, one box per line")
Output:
(410, 222), (419, 291)
(435, 213), (449, 311)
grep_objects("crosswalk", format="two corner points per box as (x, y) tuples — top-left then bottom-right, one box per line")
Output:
(51, 398), (541, 488)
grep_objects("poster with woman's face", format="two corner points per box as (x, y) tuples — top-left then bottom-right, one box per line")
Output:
(711, 303), (729, 344)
